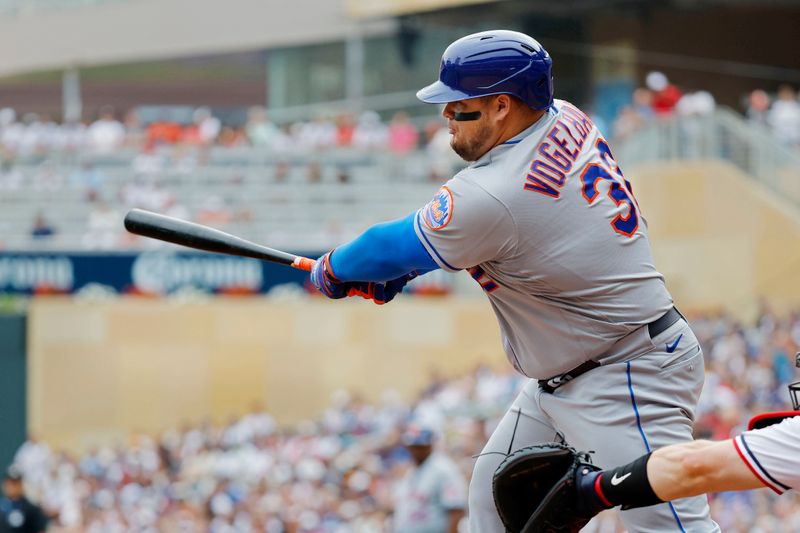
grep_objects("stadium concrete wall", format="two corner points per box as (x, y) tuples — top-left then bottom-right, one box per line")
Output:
(28, 298), (504, 452)
(631, 160), (800, 316)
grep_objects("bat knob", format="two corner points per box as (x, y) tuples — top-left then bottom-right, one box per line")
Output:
(292, 257), (316, 272)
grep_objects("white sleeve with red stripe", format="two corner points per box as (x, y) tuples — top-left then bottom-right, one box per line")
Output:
(733, 416), (800, 494)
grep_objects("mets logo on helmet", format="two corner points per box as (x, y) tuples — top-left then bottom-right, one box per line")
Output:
(422, 186), (454, 231)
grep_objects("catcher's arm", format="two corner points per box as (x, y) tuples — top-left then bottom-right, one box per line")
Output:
(643, 439), (764, 498)
(577, 415), (800, 514)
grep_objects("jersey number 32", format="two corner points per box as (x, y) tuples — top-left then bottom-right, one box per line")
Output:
(580, 138), (639, 237)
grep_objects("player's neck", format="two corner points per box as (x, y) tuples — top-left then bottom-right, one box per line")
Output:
(497, 108), (546, 146)
(471, 108), (547, 161)
(479, 108), (546, 158)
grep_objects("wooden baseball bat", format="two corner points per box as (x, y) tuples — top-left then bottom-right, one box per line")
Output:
(123, 208), (315, 271)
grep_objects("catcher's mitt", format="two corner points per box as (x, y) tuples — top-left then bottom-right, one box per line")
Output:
(492, 443), (599, 533)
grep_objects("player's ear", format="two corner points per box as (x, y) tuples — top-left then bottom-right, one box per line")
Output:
(492, 94), (513, 122)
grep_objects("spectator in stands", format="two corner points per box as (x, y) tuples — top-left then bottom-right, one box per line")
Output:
(296, 117), (337, 151)
(81, 200), (121, 249)
(335, 112), (356, 146)
(68, 160), (107, 198)
(196, 195), (232, 225)
(245, 106), (281, 148)
(123, 177), (172, 212)
(0, 108), (25, 154)
(0, 108), (14, 139)
(0, 160), (23, 191)
(17, 113), (46, 157)
(746, 89), (771, 126)
(675, 90), (716, 157)
(146, 112), (183, 147)
(646, 71), (683, 116)
(123, 108), (145, 148)
(352, 111), (389, 150)
(0, 467), (48, 533)
(388, 111), (419, 154)
(85, 107), (126, 154)
(393, 425), (467, 533)
(183, 107), (221, 146)
(37, 115), (59, 153)
(677, 90), (715, 117)
(30, 212), (55, 240)
(0, 108), (21, 155)
(217, 126), (248, 147)
(768, 84), (800, 148)
(53, 119), (88, 153)
(162, 195), (191, 222)
(131, 144), (165, 178)
(627, 88), (653, 124)
(612, 106), (646, 142)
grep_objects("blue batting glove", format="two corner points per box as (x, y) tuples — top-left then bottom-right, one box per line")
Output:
(310, 251), (349, 299)
(311, 253), (418, 304)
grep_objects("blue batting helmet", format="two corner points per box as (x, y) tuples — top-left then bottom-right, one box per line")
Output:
(401, 424), (436, 446)
(417, 30), (553, 110)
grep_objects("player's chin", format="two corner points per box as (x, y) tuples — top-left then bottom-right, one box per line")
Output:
(451, 141), (475, 162)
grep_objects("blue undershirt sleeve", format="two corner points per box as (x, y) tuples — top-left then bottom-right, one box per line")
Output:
(328, 212), (440, 282)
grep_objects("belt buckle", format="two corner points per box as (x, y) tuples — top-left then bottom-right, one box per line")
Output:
(543, 373), (573, 392)
(539, 360), (600, 394)
(539, 369), (579, 394)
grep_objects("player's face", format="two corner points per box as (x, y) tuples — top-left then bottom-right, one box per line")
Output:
(442, 97), (497, 162)
(407, 444), (433, 465)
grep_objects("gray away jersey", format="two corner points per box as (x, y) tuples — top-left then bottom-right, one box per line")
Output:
(414, 100), (673, 379)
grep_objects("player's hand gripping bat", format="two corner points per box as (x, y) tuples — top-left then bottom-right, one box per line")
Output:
(123, 208), (315, 271)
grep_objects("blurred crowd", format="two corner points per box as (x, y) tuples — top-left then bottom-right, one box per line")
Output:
(0, 105), (454, 165)
(3, 75), (800, 251)
(745, 84), (800, 148)
(6, 306), (800, 532)
(0, 104), (461, 251)
(610, 71), (800, 151)
(610, 71), (716, 143)
(2, 77), (799, 161)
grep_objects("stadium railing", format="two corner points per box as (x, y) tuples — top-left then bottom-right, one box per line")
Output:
(617, 108), (800, 208)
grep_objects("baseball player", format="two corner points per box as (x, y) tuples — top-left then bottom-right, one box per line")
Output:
(311, 29), (718, 531)
(575, 380), (800, 518)
(392, 425), (467, 533)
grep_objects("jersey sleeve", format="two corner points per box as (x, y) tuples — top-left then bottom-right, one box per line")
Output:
(414, 179), (516, 272)
(328, 212), (439, 282)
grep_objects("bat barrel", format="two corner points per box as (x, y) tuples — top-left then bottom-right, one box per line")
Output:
(124, 209), (312, 269)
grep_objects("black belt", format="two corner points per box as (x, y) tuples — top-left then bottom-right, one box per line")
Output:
(538, 306), (684, 394)
(647, 306), (683, 339)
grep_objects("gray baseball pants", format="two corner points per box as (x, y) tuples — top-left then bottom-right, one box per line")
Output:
(468, 318), (720, 532)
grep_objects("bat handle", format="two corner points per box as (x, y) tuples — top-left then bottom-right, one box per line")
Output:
(292, 256), (316, 272)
